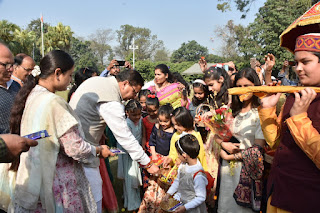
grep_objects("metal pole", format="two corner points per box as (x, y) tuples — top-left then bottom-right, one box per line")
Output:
(129, 38), (138, 69)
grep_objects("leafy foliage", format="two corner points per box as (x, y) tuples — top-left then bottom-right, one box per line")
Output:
(217, 0), (316, 19)
(115, 24), (164, 61)
(171, 40), (208, 63)
(69, 37), (99, 71)
(134, 60), (195, 82)
(218, 0), (313, 73)
(89, 29), (114, 67)
(43, 22), (73, 53)
(153, 48), (170, 62)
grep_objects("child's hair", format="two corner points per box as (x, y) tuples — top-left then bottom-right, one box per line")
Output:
(172, 72), (190, 96)
(68, 67), (96, 102)
(175, 134), (200, 159)
(157, 104), (174, 137)
(125, 99), (142, 113)
(203, 66), (231, 108)
(192, 82), (209, 106)
(231, 67), (261, 117)
(146, 94), (160, 108)
(172, 107), (194, 131)
(158, 103), (174, 120)
(155, 64), (174, 83)
(138, 89), (151, 100)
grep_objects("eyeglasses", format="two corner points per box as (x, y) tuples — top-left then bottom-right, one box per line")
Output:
(0, 62), (14, 70)
(130, 84), (138, 96)
(229, 67), (235, 72)
(20, 65), (33, 72)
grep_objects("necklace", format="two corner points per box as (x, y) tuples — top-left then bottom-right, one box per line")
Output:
(234, 110), (252, 127)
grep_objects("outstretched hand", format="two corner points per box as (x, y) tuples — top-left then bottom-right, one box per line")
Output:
(163, 156), (173, 168)
(264, 53), (275, 73)
(107, 59), (119, 71)
(100, 145), (116, 158)
(147, 164), (159, 174)
(199, 57), (207, 73)
(0, 134), (38, 162)
(290, 88), (316, 117)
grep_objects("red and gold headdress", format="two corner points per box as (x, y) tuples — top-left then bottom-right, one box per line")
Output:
(279, 2), (320, 53)
(295, 33), (320, 53)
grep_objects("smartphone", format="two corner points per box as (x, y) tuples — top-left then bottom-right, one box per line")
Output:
(110, 148), (125, 154)
(116, 60), (125, 66)
(23, 130), (49, 140)
(288, 61), (296, 66)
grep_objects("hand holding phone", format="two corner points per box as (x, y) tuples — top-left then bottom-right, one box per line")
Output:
(116, 60), (125, 66)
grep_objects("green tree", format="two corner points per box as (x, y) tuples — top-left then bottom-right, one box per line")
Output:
(134, 60), (155, 81)
(0, 20), (20, 43)
(153, 48), (170, 62)
(217, 0), (314, 18)
(69, 37), (99, 71)
(11, 29), (36, 55)
(171, 40), (208, 63)
(27, 19), (50, 39)
(134, 61), (195, 82)
(221, 0), (312, 72)
(44, 22), (73, 53)
(206, 54), (227, 63)
(27, 19), (51, 62)
(215, 20), (239, 59)
(115, 24), (164, 60)
(89, 29), (114, 67)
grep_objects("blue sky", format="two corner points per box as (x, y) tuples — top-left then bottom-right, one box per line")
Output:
(0, 0), (265, 55)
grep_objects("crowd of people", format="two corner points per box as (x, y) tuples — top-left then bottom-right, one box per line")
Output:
(0, 2), (319, 213)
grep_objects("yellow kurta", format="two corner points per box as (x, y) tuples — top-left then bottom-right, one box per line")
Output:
(168, 131), (208, 171)
(258, 106), (320, 213)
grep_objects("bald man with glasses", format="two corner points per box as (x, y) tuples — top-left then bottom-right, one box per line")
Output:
(0, 42), (21, 133)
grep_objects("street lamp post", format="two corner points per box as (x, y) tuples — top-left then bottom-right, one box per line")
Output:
(129, 38), (138, 69)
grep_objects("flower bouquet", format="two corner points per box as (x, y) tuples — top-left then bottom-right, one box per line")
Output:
(202, 106), (234, 142)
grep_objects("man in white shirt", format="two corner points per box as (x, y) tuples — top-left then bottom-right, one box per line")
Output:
(70, 70), (158, 212)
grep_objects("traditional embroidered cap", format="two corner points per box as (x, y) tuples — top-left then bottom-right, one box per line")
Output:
(279, 2), (320, 53)
(295, 33), (320, 53)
